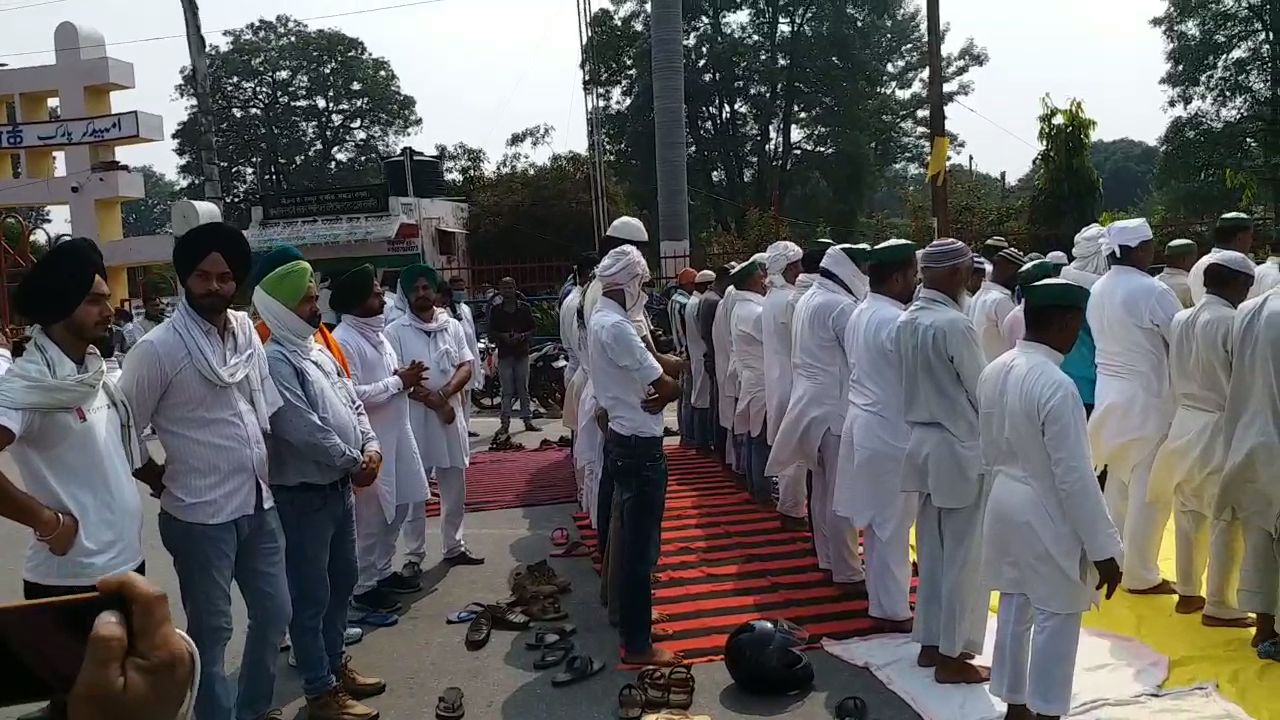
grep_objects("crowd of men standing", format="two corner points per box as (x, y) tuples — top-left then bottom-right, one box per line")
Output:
(0, 222), (487, 720)
(564, 212), (1280, 720)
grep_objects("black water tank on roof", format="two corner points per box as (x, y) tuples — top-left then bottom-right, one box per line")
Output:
(383, 148), (447, 198)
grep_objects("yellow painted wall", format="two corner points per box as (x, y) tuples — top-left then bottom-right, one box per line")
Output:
(96, 200), (129, 302)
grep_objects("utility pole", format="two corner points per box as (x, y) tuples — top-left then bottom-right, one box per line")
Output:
(651, 0), (692, 269)
(926, 0), (949, 237)
(180, 0), (223, 209)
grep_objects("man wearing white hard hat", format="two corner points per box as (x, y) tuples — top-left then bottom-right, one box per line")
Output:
(683, 270), (716, 450)
(1149, 251), (1256, 628)
(760, 241), (808, 529)
(1087, 218), (1183, 595)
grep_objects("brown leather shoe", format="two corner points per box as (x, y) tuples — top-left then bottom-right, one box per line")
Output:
(306, 688), (379, 720)
(339, 655), (387, 699)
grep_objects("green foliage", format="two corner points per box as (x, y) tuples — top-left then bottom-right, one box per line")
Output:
(122, 165), (182, 237)
(530, 301), (560, 338)
(699, 209), (791, 257)
(1091, 139), (1159, 212)
(172, 15), (421, 222)
(1027, 96), (1102, 251)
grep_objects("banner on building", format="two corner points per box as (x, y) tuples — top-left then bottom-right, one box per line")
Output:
(0, 111), (164, 149)
(261, 184), (390, 221)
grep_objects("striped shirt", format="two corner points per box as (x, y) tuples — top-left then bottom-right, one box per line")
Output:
(118, 314), (283, 525)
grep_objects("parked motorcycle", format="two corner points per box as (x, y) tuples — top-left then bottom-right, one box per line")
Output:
(471, 340), (567, 416)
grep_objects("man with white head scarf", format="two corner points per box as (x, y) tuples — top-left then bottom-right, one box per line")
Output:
(1216, 275), (1280, 653)
(1087, 218), (1183, 595)
(761, 241), (808, 528)
(767, 244), (869, 590)
(896, 238), (990, 684)
(1149, 251), (1256, 629)
(729, 258), (771, 504)
(1059, 224), (1111, 289)
(589, 244), (684, 667)
(683, 270), (716, 451)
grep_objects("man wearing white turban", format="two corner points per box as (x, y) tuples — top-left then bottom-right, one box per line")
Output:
(761, 241), (808, 529)
(589, 244), (684, 667)
(767, 245), (869, 590)
(896, 238), (990, 684)
(1059, 224), (1111, 289)
(1087, 218), (1183, 595)
(1149, 251), (1256, 628)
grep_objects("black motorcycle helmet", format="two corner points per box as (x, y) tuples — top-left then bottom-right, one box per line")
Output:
(724, 618), (814, 695)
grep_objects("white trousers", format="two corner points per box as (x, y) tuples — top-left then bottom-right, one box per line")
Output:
(1173, 505), (1247, 619)
(1102, 443), (1171, 590)
(990, 592), (1082, 717)
(913, 491), (989, 657)
(863, 496), (917, 623)
(1238, 525), (1280, 620)
(354, 495), (411, 595)
(811, 431), (863, 583)
(401, 466), (467, 562)
(775, 462), (808, 520)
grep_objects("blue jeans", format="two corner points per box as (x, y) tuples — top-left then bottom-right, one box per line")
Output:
(604, 432), (668, 655)
(159, 508), (291, 720)
(273, 482), (359, 698)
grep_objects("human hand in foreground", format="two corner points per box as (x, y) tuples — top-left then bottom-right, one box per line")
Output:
(395, 361), (426, 389)
(1094, 557), (1122, 600)
(354, 450), (383, 487)
(68, 572), (195, 720)
(35, 509), (79, 557)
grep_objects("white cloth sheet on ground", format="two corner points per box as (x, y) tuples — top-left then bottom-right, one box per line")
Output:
(822, 623), (1248, 720)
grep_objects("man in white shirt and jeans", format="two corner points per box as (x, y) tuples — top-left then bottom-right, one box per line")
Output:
(589, 245), (683, 668)
(120, 222), (292, 720)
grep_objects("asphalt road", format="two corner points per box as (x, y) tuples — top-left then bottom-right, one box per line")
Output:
(0, 414), (920, 720)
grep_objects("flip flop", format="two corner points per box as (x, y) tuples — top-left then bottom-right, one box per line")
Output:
(532, 622), (577, 638)
(618, 683), (645, 719)
(835, 696), (868, 720)
(534, 640), (574, 669)
(550, 540), (592, 558)
(350, 610), (399, 627)
(436, 686), (465, 719)
(551, 527), (570, 547)
(447, 603), (487, 624)
(525, 631), (565, 649)
(464, 611), (492, 651)
(665, 664), (694, 710)
(551, 653), (606, 687)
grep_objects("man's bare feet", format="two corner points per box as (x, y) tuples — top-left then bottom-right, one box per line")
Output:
(1004, 704), (1035, 720)
(1127, 579), (1177, 595)
(652, 609), (670, 623)
(779, 516), (808, 532)
(652, 626), (674, 640)
(622, 646), (684, 666)
(1202, 614), (1255, 629)
(871, 617), (914, 634)
(917, 646), (941, 667)
(834, 580), (867, 596)
(934, 655), (991, 684)
(1251, 616), (1278, 648)
(1175, 595), (1205, 614)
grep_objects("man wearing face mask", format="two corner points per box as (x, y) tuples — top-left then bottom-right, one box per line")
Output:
(256, 261), (385, 720)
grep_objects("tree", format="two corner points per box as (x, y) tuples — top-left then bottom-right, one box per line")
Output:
(122, 165), (183, 236)
(1090, 138), (1159, 212)
(172, 15), (421, 222)
(1027, 96), (1102, 251)
(583, 0), (987, 238)
(1152, 0), (1278, 218)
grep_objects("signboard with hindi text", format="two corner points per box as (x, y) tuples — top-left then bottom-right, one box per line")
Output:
(0, 111), (165, 149)
(261, 184), (390, 221)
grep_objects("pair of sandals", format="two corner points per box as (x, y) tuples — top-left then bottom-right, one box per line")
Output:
(463, 603), (531, 651)
(526, 628), (576, 669)
(618, 664), (694, 718)
(549, 527), (592, 557)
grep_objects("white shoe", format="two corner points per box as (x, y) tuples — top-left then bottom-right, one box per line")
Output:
(344, 626), (364, 645)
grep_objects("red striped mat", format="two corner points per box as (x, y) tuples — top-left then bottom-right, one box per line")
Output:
(426, 447), (576, 516)
(573, 445), (916, 663)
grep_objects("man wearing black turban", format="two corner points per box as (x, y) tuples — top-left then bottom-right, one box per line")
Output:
(14, 237), (109, 330)
(172, 222), (252, 321)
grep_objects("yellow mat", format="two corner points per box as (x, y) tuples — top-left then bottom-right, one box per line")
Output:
(970, 521), (1278, 719)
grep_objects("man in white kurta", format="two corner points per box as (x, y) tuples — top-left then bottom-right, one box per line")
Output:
(1215, 285), (1280, 651)
(1189, 213), (1258, 305)
(712, 283), (742, 471)
(999, 259), (1059, 347)
(385, 264), (482, 572)
(835, 239), (918, 627)
(1255, 236), (1280, 295)
(1086, 218), (1183, 594)
(329, 264), (432, 614)
(980, 279), (1124, 719)
(767, 245), (869, 588)
(1149, 251), (1256, 626)
(968, 247), (1025, 364)
(683, 271), (715, 451)
(897, 238), (990, 683)
(761, 241), (806, 526)
(729, 260), (770, 504)
(1156, 239), (1197, 309)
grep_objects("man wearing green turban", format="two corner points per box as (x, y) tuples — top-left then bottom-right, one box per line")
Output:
(255, 259), (390, 717)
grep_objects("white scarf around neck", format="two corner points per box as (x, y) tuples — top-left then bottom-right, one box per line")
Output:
(253, 286), (320, 357)
(172, 296), (272, 430)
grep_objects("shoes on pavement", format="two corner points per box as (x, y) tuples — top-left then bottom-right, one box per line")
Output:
(523, 419), (540, 432)
(345, 626), (365, 644)
(305, 688), (379, 720)
(468, 430), (480, 438)
(340, 655), (387, 699)
(353, 588), (402, 613)
(259, 711), (285, 720)
(401, 560), (423, 580)
(378, 573), (423, 594)
(444, 548), (485, 566)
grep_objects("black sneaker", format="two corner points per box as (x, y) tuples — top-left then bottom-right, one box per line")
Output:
(444, 548), (486, 566)
(400, 560), (423, 580)
(352, 588), (402, 613)
(378, 573), (423, 594)
(522, 419), (540, 432)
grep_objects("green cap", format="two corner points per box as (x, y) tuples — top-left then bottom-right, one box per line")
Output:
(1016, 259), (1059, 288)
(258, 260), (314, 307)
(1164, 238), (1197, 257)
(869, 238), (918, 265)
(398, 263), (440, 296)
(1217, 212), (1253, 230)
(840, 243), (872, 266)
(729, 259), (762, 280)
(1023, 278), (1090, 310)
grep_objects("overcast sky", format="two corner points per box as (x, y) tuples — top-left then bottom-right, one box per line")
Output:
(1, 0), (1171, 228)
